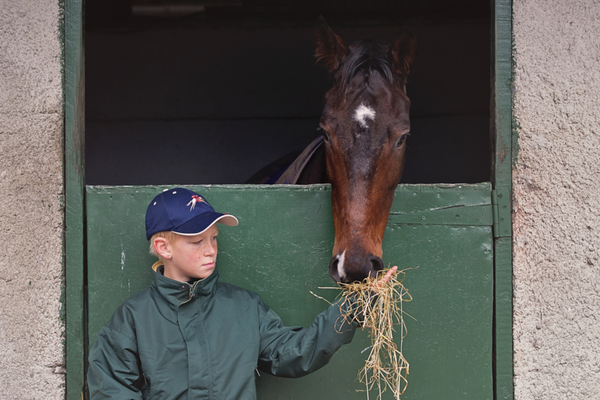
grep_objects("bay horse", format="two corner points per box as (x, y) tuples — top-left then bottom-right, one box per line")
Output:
(249, 18), (416, 283)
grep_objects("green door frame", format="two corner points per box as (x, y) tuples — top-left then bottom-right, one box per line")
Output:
(63, 1), (513, 399)
(491, 1), (514, 399)
(64, 0), (86, 398)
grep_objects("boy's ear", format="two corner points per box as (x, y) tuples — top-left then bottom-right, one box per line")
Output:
(153, 237), (172, 259)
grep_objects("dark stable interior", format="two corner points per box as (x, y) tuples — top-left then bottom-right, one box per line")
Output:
(85, 0), (491, 185)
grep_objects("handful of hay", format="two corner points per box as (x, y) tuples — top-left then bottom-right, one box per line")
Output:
(316, 268), (413, 400)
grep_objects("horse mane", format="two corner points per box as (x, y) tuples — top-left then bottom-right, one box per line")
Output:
(338, 39), (394, 95)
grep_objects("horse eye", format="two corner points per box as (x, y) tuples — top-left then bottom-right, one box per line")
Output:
(395, 132), (409, 149)
(318, 126), (331, 143)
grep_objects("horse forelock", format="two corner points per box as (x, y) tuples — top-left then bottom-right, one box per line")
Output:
(337, 40), (394, 95)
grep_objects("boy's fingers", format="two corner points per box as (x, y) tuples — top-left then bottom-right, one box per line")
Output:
(384, 266), (398, 282)
(378, 266), (398, 287)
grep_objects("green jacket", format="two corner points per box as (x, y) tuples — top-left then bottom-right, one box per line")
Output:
(88, 266), (357, 399)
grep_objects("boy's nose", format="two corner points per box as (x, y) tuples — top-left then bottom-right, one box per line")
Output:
(205, 243), (217, 255)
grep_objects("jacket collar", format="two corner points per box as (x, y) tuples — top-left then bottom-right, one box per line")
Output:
(150, 261), (219, 308)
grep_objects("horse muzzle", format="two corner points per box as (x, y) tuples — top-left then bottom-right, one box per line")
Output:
(329, 250), (384, 283)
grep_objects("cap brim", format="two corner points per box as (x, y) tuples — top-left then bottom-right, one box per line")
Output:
(172, 213), (239, 236)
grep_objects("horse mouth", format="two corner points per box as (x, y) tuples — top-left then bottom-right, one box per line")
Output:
(329, 252), (384, 283)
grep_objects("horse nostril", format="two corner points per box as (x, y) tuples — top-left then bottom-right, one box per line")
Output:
(367, 255), (384, 276)
(329, 256), (341, 282)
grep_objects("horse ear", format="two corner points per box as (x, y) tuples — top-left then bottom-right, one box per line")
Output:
(315, 16), (348, 72)
(390, 29), (417, 77)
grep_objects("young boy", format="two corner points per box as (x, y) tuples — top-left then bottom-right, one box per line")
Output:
(87, 187), (395, 400)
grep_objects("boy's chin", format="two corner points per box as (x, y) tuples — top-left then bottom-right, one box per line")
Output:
(196, 266), (216, 279)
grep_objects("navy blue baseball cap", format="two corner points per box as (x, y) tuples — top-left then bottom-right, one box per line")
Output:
(145, 187), (239, 240)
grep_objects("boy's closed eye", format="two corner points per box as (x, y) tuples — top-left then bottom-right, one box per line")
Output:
(191, 234), (217, 245)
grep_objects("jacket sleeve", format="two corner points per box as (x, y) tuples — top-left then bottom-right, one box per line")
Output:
(257, 297), (358, 377)
(87, 326), (145, 400)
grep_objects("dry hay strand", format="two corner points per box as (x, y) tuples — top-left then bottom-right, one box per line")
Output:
(321, 268), (413, 400)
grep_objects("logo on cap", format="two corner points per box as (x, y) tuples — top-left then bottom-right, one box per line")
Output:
(186, 195), (204, 210)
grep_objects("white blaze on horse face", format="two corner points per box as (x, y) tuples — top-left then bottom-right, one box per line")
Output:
(353, 103), (376, 128)
(337, 250), (347, 281)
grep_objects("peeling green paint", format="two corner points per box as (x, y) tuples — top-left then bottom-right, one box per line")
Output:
(512, 114), (521, 168)
(58, 0), (68, 384)
(511, 21), (520, 169)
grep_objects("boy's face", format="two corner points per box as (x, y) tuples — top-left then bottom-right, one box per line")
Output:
(163, 224), (219, 282)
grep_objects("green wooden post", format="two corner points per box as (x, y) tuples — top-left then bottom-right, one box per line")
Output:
(492, 0), (514, 399)
(65, 0), (86, 398)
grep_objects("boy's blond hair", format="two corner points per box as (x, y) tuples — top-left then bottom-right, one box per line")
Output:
(149, 231), (181, 260)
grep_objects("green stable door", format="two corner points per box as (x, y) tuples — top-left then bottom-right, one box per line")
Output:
(87, 183), (493, 399)
(66, 1), (512, 398)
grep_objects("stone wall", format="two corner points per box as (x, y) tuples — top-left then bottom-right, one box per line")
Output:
(0, 0), (65, 398)
(512, 0), (600, 398)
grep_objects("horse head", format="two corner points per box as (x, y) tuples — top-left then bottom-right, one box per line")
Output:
(315, 18), (416, 283)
